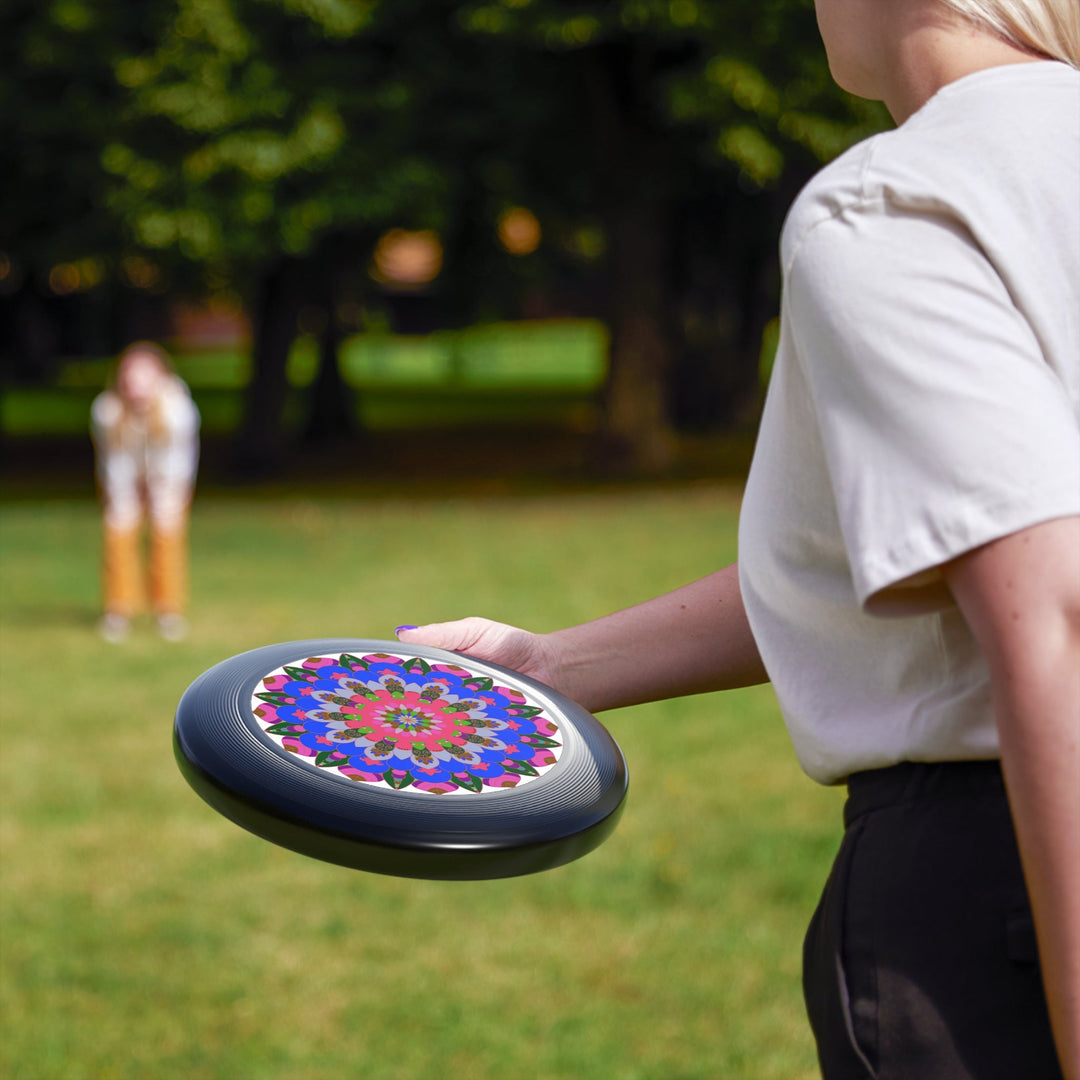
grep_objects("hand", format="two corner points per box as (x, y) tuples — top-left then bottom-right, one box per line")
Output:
(396, 618), (563, 692)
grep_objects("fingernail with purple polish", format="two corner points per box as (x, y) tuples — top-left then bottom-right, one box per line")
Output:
(395, 625), (418, 636)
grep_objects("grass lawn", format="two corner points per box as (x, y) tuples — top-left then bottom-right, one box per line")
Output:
(1, 320), (610, 437)
(0, 484), (842, 1080)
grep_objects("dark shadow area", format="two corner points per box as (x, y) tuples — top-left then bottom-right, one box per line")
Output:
(0, 427), (756, 503)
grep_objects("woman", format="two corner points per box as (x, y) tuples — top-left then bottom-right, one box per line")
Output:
(396, 1), (1079, 1076)
(91, 342), (200, 642)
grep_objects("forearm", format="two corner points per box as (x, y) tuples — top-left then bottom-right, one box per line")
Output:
(946, 517), (1080, 1078)
(542, 562), (768, 713)
(994, 645), (1080, 1079)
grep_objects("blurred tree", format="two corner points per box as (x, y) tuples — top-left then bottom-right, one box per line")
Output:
(98, 0), (563, 474)
(454, 0), (890, 470)
(1, 0), (889, 474)
(0, 0), (166, 380)
(95, 0), (437, 472)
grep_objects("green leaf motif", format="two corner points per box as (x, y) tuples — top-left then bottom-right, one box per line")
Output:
(315, 750), (345, 767)
(383, 770), (413, 790)
(284, 665), (320, 682)
(256, 691), (295, 705)
(339, 654), (369, 671)
(463, 676), (493, 692)
(265, 721), (304, 735)
(403, 657), (431, 675)
(502, 759), (539, 777)
(508, 705), (543, 717)
(521, 734), (560, 748)
(452, 774), (484, 793)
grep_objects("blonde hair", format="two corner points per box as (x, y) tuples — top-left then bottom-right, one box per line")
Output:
(938, 0), (1080, 66)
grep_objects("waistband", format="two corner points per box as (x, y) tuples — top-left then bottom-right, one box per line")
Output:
(844, 759), (1005, 829)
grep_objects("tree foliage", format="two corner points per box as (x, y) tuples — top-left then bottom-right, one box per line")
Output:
(1, 0), (890, 471)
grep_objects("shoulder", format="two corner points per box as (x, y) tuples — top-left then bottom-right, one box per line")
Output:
(780, 136), (882, 271)
(781, 61), (1080, 274)
(159, 376), (199, 425)
(91, 390), (123, 430)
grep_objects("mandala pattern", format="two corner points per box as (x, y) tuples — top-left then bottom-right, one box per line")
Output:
(250, 652), (563, 795)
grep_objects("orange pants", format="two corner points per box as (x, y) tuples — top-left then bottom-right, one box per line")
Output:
(102, 517), (188, 618)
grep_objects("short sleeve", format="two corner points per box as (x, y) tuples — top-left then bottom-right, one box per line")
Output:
(90, 391), (121, 442)
(787, 202), (1080, 613)
(161, 377), (200, 438)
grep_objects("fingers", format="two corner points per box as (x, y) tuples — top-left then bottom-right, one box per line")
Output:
(394, 617), (543, 675)
(395, 617), (492, 653)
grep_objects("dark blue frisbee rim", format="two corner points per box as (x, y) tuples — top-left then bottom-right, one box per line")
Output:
(173, 639), (628, 880)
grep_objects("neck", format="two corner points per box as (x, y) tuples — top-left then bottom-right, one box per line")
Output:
(882, 7), (1047, 124)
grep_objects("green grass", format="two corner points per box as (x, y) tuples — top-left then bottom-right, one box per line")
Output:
(0, 486), (842, 1079)
(1, 320), (609, 437)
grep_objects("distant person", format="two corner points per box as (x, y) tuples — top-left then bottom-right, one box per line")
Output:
(91, 342), (200, 642)
(397, 1), (1079, 1077)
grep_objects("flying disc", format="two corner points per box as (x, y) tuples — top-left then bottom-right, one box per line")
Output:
(173, 639), (628, 880)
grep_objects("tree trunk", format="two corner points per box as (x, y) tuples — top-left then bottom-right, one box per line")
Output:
(231, 257), (304, 479)
(302, 302), (355, 448)
(669, 187), (781, 432)
(585, 42), (677, 475)
(602, 187), (675, 471)
(3, 279), (60, 384)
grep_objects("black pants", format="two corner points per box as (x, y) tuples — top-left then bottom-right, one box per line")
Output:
(803, 761), (1063, 1080)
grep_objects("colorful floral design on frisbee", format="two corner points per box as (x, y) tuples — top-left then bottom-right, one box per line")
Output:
(250, 652), (563, 795)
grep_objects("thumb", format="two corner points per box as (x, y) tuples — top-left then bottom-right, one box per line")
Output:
(395, 618), (488, 653)
(395, 618), (553, 688)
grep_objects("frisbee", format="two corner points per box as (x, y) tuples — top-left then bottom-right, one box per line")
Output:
(173, 639), (628, 880)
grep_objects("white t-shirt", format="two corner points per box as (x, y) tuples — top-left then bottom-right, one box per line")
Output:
(739, 61), (1080, 785)
(91, 375), (200, 531)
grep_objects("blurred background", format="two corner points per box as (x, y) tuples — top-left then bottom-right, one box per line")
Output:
(0, 0), (890, 484)
(1, 2), (889, 1077)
